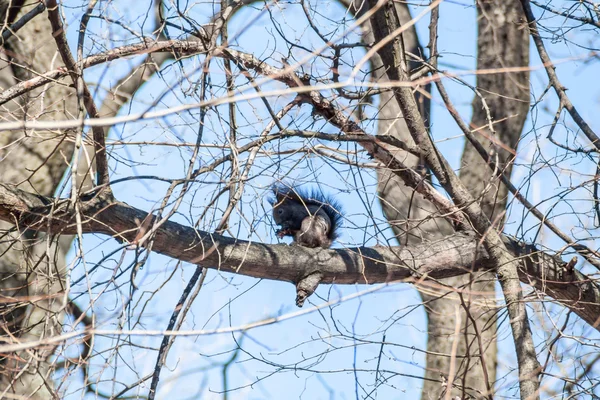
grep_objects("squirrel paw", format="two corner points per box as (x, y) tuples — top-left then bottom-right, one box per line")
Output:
(276, 228), (293, 238)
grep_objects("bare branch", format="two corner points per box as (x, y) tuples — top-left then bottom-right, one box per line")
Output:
(0, 183), (598, 331)
(520, 0), (600, 151)
(46, 0), (111, 188)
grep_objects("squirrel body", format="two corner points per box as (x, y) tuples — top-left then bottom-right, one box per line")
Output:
(270, 185), (342, 248)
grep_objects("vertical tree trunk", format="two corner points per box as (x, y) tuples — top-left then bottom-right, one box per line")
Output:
(0, 2), (172, 397)
(425, 1), (529, 397)
(352, 0), (530, 397)
(0, 2), (78, 397)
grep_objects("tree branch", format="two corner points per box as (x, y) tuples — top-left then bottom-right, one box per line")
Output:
(0, 183), (598, 332)
(520, 0), (600, 151)
(46, 0), (111, 188)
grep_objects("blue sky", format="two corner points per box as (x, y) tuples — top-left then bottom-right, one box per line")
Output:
(51, 1), (600, 398)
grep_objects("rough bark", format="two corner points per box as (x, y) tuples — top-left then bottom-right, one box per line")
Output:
(446, 1), (530, 397)
(0, 3), (77, 397)
(348, 2), (482, 395)
(349, 1), (485, 397)
(0, 183), (596, 333)
(422, 1), (531, 398)
(349, 0), (532, 397)
(366, 1), (539, 398)
(0, 1), (174, 397)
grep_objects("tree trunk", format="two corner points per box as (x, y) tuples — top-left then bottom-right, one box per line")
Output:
(0, 2), (77, 397)
(0, 2), (172, 397)
(353, 0), (530, 397)
(422, 2), (529, 397)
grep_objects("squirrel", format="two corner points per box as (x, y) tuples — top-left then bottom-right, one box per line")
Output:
(270, 184), (343, 249)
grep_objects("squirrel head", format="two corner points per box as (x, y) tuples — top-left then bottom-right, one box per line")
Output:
(269, 185), (305, 232)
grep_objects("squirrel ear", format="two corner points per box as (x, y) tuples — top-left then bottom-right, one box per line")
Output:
(269, 185), (284, 205)
(274, 192), (285, 204)
(273, 186), (289, 203)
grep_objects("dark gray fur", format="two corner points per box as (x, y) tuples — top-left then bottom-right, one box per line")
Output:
(270, 185), (342, 249)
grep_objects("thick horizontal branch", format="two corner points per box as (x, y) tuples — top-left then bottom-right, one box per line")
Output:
(0, 183), (599, 329)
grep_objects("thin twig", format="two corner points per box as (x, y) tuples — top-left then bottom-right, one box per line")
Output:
(148, 267), (208, 399)
(433, 71), (600, 271)
(46, 0), (111, 188)
(0, 1), (45, 45)
(520, 0), (600, 151)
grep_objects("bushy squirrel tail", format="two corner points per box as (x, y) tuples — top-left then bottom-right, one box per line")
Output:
(269, 184), (343, 242)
